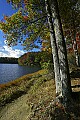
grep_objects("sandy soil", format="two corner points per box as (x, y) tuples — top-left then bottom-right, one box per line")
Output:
(0, 94), (31, 120)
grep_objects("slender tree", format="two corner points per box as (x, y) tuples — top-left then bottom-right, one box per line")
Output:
(45, 0), (61, 96)
(71, 8), (79, 66)
(58, 0), (80, 66)
(49, 0), (72, 103)
(0, 0), (75, 104)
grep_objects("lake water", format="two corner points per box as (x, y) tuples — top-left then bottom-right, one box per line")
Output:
(0, 64), (41, 84)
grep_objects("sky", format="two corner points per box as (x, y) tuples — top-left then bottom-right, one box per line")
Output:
(0, 0), (38, 58)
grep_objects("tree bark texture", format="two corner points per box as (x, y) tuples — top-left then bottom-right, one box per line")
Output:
(71, 11), (79, 66)
(45, 0), (62, 96)
(50, 0), (72, 101)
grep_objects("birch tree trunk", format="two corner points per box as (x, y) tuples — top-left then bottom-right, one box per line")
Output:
(72, 36), (79, 66)
(71, 11), (79, 66)
(45, 0), (62, 96)
(50, 0), (72, 102)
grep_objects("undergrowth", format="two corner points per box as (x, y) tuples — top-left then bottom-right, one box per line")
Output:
(0, 69), (80, 120)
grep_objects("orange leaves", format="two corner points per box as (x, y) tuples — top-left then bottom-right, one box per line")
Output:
(76, 33), (80, 41)
(24, 0), (28, 5)
(0, 21), (7, 33)
(4, 16), (8, 20)
(23, 16), (28, 21)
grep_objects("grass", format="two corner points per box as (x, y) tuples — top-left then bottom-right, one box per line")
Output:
(0, 69), (52, 107)
(0, 69), (80, 120)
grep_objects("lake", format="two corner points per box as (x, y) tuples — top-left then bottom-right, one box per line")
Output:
(0, 64), (41, 84)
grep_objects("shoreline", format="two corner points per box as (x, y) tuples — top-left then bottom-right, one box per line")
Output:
(0, 64), (41, 84)
(0, 69), (44, 88)
(0, 69), (80, 120)
(0, 69), (49, 107)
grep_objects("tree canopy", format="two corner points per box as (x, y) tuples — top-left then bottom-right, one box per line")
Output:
(0, 0), (80, 105)
(0, 0), (80, 52)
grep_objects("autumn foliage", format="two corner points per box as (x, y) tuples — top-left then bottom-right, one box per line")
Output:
(18, 51), (53, 68)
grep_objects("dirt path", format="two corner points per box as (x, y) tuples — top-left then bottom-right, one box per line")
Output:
(0, 94), (31, 120)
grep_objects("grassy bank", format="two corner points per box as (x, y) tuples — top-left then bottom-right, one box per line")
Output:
(0, 69), (80, 120)
(0, 69), (54, 106)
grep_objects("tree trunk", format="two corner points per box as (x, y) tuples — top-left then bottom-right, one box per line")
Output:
(73, 37), (79, 66)
(45, 0), (62, 96)
(71, 11), (79, 66)
(50, 0), (72, 103)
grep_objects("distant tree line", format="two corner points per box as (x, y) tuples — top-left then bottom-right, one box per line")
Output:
(0, 57), (18, 64)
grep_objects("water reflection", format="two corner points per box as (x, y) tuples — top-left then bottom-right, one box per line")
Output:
(0, 64), (41, 84)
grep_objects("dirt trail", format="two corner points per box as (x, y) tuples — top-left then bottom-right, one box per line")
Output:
(0, 69), (80, 120)
(0, 94), (31, 120)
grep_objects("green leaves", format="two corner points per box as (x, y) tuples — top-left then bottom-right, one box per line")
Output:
(0, 0), (80, 51)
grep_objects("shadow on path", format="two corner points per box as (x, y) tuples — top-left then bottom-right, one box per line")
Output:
(70, 69), (80, 78)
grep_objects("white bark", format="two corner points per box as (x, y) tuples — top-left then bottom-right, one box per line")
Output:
(50, 0), (72, 100)
(73, 38), (79, 66)
(45, 0), (62, 96)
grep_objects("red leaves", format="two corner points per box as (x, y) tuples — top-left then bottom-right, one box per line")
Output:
(23, 16), (28, 21)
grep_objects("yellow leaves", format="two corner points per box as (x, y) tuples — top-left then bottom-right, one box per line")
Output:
(48, 47), (52, 52)
(0, 22), (8, 33)
(41, 47), (51, 52)
(41, 40), (51, 52)
(27, 10), (35, 20)
(6, 11), (24, 27)
(0, 22), (4, 29)
(3, 30), (7, 34)
(45, 35), (50, 39)
(18, 11), (22, 15)
(45, 32), (50, 39)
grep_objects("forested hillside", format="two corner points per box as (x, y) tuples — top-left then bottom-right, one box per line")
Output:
(18, 51), (53, 68)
